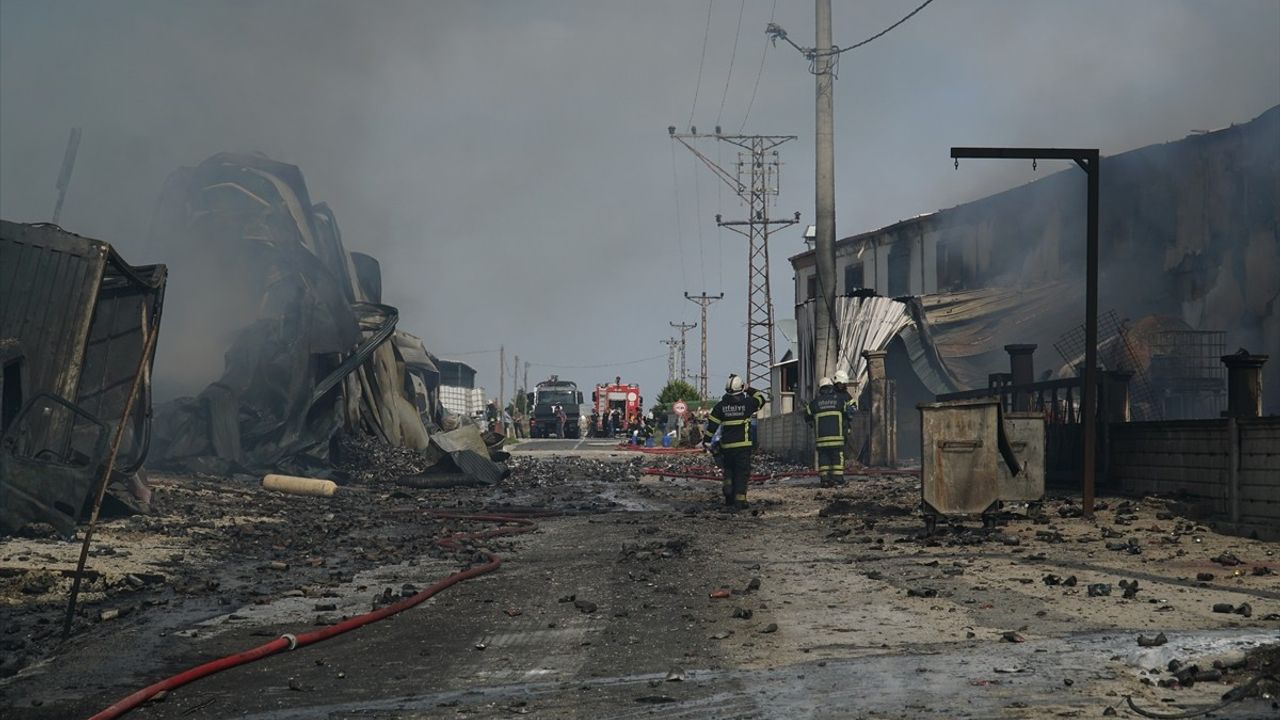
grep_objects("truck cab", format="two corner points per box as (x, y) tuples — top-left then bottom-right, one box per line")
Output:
(528, 376), (583, 438)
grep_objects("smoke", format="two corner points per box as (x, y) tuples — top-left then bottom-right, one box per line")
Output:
(1, 0), (1276, 401)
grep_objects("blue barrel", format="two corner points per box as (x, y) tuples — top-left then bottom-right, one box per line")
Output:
(661, 435), (672, 448)
(645, 436), (655, 447)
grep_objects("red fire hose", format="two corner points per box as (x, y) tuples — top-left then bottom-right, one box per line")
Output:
(88, 512), (537, 720)
(640, 467), (772, 484)
(613, 443), (703, 455)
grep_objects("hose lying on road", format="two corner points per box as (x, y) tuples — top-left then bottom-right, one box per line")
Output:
(613, 443), (703, 455)
(640, 467), (773, 484)
(88, 512), (538, 720)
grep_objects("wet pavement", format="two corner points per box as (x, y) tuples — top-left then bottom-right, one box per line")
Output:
(2, 441), (1278, 718)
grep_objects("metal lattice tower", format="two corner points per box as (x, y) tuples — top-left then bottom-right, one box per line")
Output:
(684, 291), (723, 398)
(670, 129), (799, 392)
(670, 321), (697, 383)
(661, 337), (680, 383)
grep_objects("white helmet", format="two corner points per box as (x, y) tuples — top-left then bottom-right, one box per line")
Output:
(833, 369), (849, 385)
(818, 376), (834, 389)
(725, 374), (746, 393)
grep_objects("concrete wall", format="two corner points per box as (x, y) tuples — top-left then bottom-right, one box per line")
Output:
(757, 412), (814, 465)
(1110, 417), (1280, 538)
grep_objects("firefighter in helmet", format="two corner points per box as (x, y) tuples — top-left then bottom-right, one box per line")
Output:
(704, 374), (769, 509)
(806, 375), (856, 486)
(833, 369), (852, 397)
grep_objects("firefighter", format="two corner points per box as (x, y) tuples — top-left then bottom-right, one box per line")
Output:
(704, 374), (769, 509)
(833, 369), (851, 397)
(806, 376), (856, 487)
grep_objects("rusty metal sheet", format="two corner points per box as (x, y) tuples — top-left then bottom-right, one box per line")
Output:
(997, 412), (1045, 503)
(0, 221), (107, 407)
(920, 398), (1001, 515)
(0, 392), (108, 536)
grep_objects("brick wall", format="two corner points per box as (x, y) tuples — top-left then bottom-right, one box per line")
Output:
(1110, 417), (1280, 538)
(757, 412), (814, 465)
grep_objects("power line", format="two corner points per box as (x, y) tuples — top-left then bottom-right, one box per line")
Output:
(437, 348), (499, 357)
(715, 0), (746, 127)
(739, 0), (777, 133)
(693, 154), (706, 289)
(767, 0), (938, 63)
(528, 353), (667, 370)
(670, 141), (689, 289)
(716, 141), (725, 293)
(834, 0), (937, 56)
(688, 0), (715, 129)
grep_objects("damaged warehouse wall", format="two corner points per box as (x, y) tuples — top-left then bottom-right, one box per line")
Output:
(790, 105), (1280, 416)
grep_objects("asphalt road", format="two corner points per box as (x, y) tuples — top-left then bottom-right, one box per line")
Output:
(511, 437), (619, 453)
(4, 445), (1279, 719)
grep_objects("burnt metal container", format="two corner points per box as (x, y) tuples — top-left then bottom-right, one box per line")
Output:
(996, 411), (1046, 504)
(919, 398), (1003, 520)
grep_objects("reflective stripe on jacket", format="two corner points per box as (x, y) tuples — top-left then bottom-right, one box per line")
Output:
(706, 389), (766, 449)
(806, 388), (854, 448)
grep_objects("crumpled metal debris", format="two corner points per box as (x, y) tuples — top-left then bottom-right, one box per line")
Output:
(0, 221), (165, 536)
(144, 153), (502, 484)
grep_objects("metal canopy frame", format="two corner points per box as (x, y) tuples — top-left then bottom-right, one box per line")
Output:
(950, 146), (1100, 518)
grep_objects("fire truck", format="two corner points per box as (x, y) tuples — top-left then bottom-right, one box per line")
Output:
(592, 377), (642, 436)
(527, 376), (583, 439)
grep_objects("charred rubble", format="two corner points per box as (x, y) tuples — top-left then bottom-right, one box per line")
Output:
(144, 152), (507, 487)
(0, 153), (506, 539)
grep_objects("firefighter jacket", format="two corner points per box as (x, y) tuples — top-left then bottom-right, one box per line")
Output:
(805, 387), (856, 448)
(706, 388), (767, 450)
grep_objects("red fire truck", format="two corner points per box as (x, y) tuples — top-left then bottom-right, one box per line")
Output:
(592, 377), (642, 436)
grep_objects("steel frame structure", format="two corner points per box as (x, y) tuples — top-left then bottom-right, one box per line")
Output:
(670, 130), (799, 392)
(951, 146), (1100, 518)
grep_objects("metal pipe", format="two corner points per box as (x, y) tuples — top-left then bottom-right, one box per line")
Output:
(62, 315), (159, 638)
(1082, 150), (1099, 518)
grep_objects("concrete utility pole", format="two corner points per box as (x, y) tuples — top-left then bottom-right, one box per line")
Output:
(661, 337), (680, 383)
(51, 127), (81, 225)
(498, 345), (505, 434)
(670, 128), (799, 392)
(813, 0), (839, 384)
(513, 353), (520, 412)
(685, 291), (724, 398)
(670, 321), (697, 383)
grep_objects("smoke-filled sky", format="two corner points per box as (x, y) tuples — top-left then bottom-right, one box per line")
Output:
(2, 0), (1278, 401)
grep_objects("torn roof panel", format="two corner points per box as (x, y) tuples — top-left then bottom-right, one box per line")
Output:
(796, 281), (1090, 402)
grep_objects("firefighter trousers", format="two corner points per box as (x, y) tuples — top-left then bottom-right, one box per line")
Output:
(720, 447), (753, 506)
(816, 446), (845, 486)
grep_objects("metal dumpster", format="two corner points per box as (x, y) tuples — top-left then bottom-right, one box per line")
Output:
(996, 412), (1045, 504)
(920, 399), (1002, 522)
(919, 398), (1023, 532)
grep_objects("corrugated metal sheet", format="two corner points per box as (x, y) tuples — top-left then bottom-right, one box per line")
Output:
(0, 222), (108, 405)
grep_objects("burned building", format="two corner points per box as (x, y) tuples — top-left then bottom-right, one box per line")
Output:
(788, 105), (1279, 458)
(145, 153), (502, 482)
(0, 221), (165, 535)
